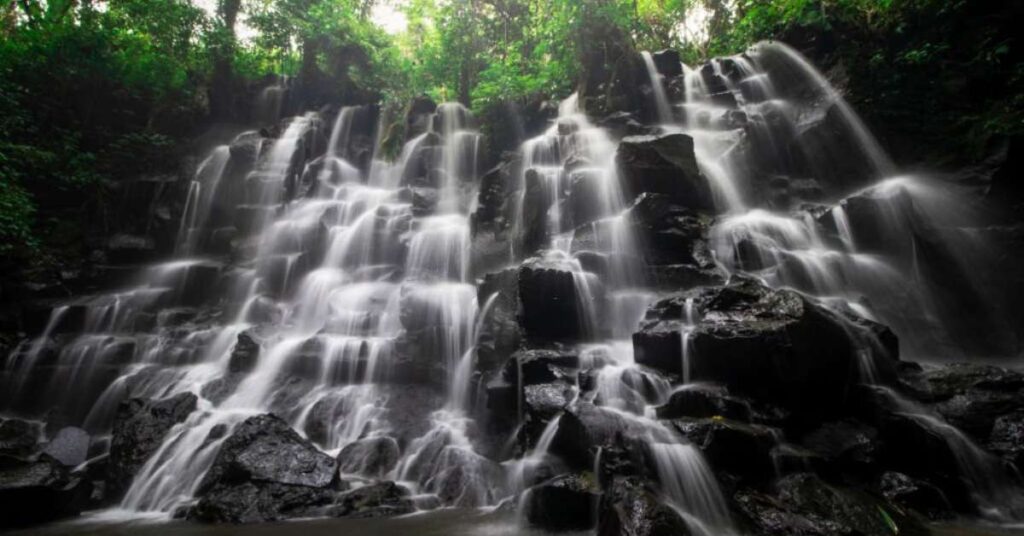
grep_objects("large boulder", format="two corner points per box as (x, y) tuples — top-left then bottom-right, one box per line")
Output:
(336, 436), (400, 478)
(901, 363), (1024, 442)
(655, 384), (752, 422)
(597, 477), (691, 536)
(672, 418), (778, 482)
(0, 454), (91, 528)
(0, 418), (43, 458)
(108, 392), (198, 497)
(633, 277), (898, 419)
(191, 414), (339, 523)
(518, 256), (603, 341)
(327, 481), (414, 518)
(526, 473), (600, 531)
(616, 134), (714, 211)
(188, 481), (336, 523)
(198, 414), (337, 491)
(624, 193), (716, 267)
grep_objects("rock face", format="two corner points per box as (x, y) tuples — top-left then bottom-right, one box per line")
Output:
(518, 257), (602, 341)
(0, 454), (91, 528)
(633, 277), (898, 418)
(597, 477), (691, 536)
(191, 414), (339, 523)
(527, 473), (600, 531)
(327, 481), (414, 518)
(108, 393), (198, 497)
(616, 134), (713, 211)
(337, 436), (400, 478)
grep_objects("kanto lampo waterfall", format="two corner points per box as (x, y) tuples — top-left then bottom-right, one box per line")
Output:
(3, 21), (1024, 536)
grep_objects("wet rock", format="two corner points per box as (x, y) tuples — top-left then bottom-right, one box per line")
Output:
(624, 193), (716, 267)
(616, 134), (714, 211)
(879, 471), (952, 520)
(904, 363), (1024, 441)
(108, 392), (198, 497)
(0, 454), (92, 528)
(410, 186), (439, 216)
(597, 476), (691, 536)
(655, 384), (752, 421)
(475, 268), (523, 374)
(520, 168), (556, 254)
(502, 348), (580, 386)
(775, 473), (925, 536)
(988, 412), (1024, 469)
(526, 473), (600, 531)
(106, 234), (157, 264)
(644, 264), (725, 290)
(327, 481), (414, 518)
(633, 277), (898, 419)
(42, 427), (89, 467)
(672, 418), (777, 482)
(198, 414), (337, 492)
(651, 49), (683, 78)
(337, 436), (400, 478)
(524, 383), (578, 422)
(801, 420), (879, 474)
(0, 418), (43, 458)
(734, 487), (850, 536)
(405, 95), (438, 140)
(189, 481), (336, 523)
(518, 256), (603, 341)
(876, 411), (986, 512)
(550, 401), (651, 470)
(597, 111), (650, 139)
(228, 329), (261, 373)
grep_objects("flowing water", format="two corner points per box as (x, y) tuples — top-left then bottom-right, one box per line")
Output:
(2, 40), (1020, 534)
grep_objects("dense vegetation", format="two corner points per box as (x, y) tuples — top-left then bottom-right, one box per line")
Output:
(0, 0), (1020, 301)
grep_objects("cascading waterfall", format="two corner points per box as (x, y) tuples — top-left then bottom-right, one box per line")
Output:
(3, 38), (1019, 535)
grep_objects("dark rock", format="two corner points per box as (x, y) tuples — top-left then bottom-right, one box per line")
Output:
(43, 427), (89, 467)
(189, 481), (335, 523)
(989, 412), (1024, 469)
(775, 473), (926, 536)
(644, 264), (725, 290)
(734, 487), (851, 536)
(624, 193), (716, 267)
(108, 392), (198, 497)
(0, 454), (92, 528)
(633, 277), (898, 419)
(502, 348), (580, 386)
(337, 436), (400, 478)
(198, 414), (337, 493)
(550, 401), (651, 471)
(879, 471), (952, 520)
(616, 134), (714, 211)
(327, 481), (414, 518)
(906, 363), (1024, 441)
(597, 477), (691, 536)
(475, 268), (523, 375)
(0, 418), (43, 458)
(106, 234), (157, 264)
(518, 256), (603, 341)
(651, 49), (683, 77)
(672, 418), (777, 482)
(526, 473), (600, 531)
(228, 329), (261, 373)
(655, 384), (752, 421)
(801, 421), (879, 474)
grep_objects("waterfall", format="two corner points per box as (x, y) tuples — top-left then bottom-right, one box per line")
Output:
(2, 37), (1017, 534)
(641, 51), (673, 124)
